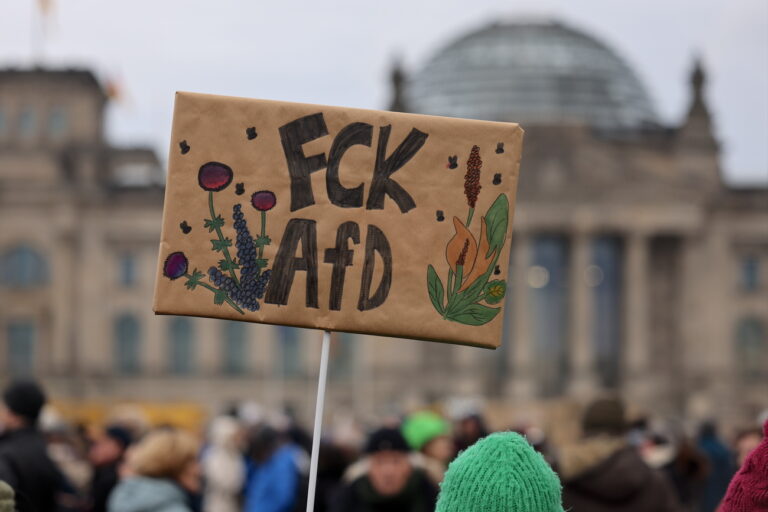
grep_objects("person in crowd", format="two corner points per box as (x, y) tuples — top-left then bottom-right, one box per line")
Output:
(108, 428), (201, 512)
(436, 431), (563, 511)
(401, 411), (454, 485)
(642, 432), (709, 511)
(0, 379), (68, 512)
(732, 426), (763, 467)
(89, 425), (133, 512)
(0, 481), (14, 512)
(243, 424), (300, 512)
(453, 413), (489, 453)
(697, 421), (736, 512)
(201, 415), (245, 512)
(560, 397), (683, 512)
(719, 418), (767, 512)
(41, 408), (93, 499)
(314, 440), (356, 512)
(333, 427), (437, 512)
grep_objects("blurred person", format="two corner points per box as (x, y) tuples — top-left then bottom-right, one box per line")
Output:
(401, 411), (454, 485)
(108, 428), (201, 512)
(643, 433), (709, 511)
(89, 425), (133, 512)
(243, 424), (300, 512)
(332, 427), (437, 512)
(697, 421), (735, 512)
(314, 441), (356, 512)
(560, 397), (683, 512)
(733, 427), (763, 467)
(436, 431), (563, 511)
(453, 413), (488, 453)
(201, 416), (245, 512)
(0, 379), (68, 512)
(41, 407), (93, 496)
(719, 418), (768, 512)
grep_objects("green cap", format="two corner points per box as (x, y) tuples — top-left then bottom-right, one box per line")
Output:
(436, 431), (564, 512)
(401, 411), (450, 451)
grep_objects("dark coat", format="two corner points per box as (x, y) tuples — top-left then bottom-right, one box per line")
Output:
(90, 462), (120, 512)
(562, 445), (683, 512)
(332, 469), (437, 512)
(0, 427), (66, 512)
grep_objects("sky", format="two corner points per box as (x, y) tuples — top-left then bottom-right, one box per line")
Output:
(1, 0), (766, 184)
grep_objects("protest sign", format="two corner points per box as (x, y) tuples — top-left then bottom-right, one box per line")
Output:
(153, 92), (523, 348)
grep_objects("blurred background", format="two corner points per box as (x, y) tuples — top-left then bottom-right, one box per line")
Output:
(0, 1), (766, 510)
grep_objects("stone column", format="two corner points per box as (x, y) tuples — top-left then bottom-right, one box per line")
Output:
(509, 233), (535, 400)
(197, 318), (219, 375)
(623, 232), (651, 405)
(569, 231), (597, 397)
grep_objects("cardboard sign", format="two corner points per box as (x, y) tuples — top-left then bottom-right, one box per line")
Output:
(153, 92), (523, 348)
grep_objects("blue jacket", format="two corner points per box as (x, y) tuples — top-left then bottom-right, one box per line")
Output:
(244, 444), (299, 512)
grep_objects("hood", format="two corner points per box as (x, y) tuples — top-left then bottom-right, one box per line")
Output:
(209, 416), (240, 448)
(561, 439), (653, 502)
(108, 477), (189, 512)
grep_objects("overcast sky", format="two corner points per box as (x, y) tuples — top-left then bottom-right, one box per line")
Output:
(1, 0), (766, 183)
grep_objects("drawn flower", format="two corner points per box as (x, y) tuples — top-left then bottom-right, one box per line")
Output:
(484, 280), (506, 304)
(464, 145), (482, 208)
(459, 217), (496, 292)
(198, 162), (233, 192)
(251, 190), (276, 211)
(163, 251), (188, 280)
(446, 217), (477, 273)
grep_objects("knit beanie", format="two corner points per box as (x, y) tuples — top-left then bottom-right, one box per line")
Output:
(2, 379), (46, 424)
(365, 427), (410, 454)
(402, 411), (450, 451)
(105, 425), (133, 449)
(721, 419), (768, 512)
(582, 398), (626, 436)
(436, 432), (564, 512)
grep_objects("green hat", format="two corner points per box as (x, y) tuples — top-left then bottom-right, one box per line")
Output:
(401, 411), (449, 451)
(436, 432), (564, 512)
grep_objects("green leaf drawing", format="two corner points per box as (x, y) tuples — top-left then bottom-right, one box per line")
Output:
(253, 235), (272, 248)
(427, 265), (445, 315)
(213, 289), (227, 305)
(447, 303), (500, 326)
(484, 280), (507, 304)
(184, 269), (205, 290)
(485, 194), (509, 257)
(204, 215), (225, 233)
(255, 258), (268, 269)
(211, 238), (233, 252)
(218, 258), (240, 272)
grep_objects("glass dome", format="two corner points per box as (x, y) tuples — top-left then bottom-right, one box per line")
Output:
(406, 20), (658, 130)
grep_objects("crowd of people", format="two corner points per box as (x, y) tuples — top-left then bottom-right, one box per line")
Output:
(0, 378), (765, 512)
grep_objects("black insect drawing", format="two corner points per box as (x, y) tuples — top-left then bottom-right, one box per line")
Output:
(447, 155), (458, 169)
(246, 127), (258, 140)
(180, 221), (192, 234)
(436, 210), (445, 222)
(494, 265), (501, 275)
(179, 140), (190, 155)
(235, 183), (245, 195)
(493, 173), (502, 185)
(495, 142), (504, 154)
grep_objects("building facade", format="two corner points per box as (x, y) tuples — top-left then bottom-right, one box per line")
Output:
(0, 20), (766, 432)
